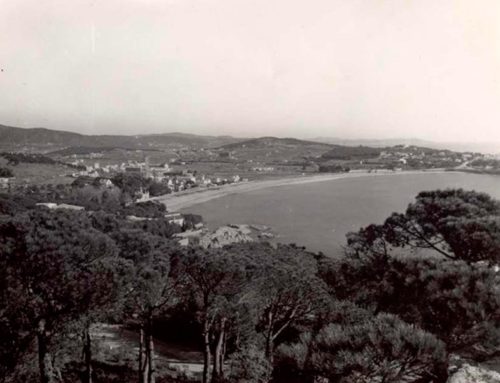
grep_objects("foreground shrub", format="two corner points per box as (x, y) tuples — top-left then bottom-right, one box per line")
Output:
(276, 314), (448, 383)
(227, 343), (272, 383)
(323, 254), (500, 356)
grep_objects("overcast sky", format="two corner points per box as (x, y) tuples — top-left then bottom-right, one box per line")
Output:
(1, 0), (499, 142)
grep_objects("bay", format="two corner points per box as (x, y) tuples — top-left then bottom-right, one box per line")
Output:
(181, 172), (500, 256)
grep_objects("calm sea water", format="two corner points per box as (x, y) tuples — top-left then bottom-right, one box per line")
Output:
(181, 172), (500, 256)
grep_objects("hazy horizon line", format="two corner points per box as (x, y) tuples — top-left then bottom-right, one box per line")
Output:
(3, 121), (500, 147)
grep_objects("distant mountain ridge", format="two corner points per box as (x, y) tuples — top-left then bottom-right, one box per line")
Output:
(0, 125), (83, 146)
(1, 124), (497, 154)
(0, 124), (243, 151)
(311, 137), (500, 154)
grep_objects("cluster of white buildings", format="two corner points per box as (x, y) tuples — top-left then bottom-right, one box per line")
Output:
(379, 148), (474, 166)
(69, 157), (244, 195)
(35, 202), (85, 211)
(161, 173), (243, 192)
(0, 177), (12, 189)
(251, 166), (275, 172)
(69, 160), (152, 178)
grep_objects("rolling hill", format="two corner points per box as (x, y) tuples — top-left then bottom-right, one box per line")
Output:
(217, 136), (336, 163)
(220, 136), (333, 150)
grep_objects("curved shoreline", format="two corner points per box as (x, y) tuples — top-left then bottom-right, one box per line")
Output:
(152, 169), (449, 211)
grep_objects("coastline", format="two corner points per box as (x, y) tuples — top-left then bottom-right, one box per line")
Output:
(152, 169), (448, 212)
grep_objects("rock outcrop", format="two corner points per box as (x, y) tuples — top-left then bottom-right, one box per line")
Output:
(447, 364), (500, 383)
(175, 223), (275, 248)
(199, 225), (254, 248)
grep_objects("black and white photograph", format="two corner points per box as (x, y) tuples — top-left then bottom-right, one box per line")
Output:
(1, 1), (500, 382)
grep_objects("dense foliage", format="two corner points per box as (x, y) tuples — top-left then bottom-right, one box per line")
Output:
(0, 152), (84, 170)
(317, 164), (350, 173)
(0, 209), (125, 383)
(277, 313), (448, 383)
(0, 167), (14, 177)
(320, 146), (382, 160)
(346, 189), (500, 264)
(322, 255), (500, 355)
(0, 152), (57, 166)
(1, 188), (499, 383)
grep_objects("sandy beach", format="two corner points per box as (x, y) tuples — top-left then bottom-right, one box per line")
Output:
(152, 169), (448, 211)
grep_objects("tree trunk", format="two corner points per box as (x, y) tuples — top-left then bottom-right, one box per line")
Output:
(82, 324), (93, 383)
(265, 311), (275, 365)
(265, 336), (274, 366)
(202, 318), (211, 383)
(142, 331), (150, 383)
(140, 315), (156, 383)
(220, 326), (227, 372)
(212, 318), (226, 382)
(147, 319), (155, 383)
(138, 325), (145, 383)
(37, 319), (57, 383)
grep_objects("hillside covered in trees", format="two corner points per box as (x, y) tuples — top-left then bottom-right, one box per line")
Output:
(0, 188), (499, 383)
